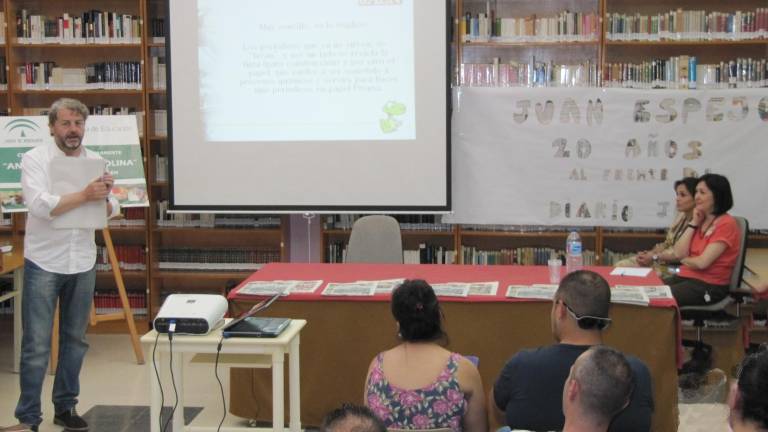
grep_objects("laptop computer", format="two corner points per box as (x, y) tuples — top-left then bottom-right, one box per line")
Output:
(221, 290), (291, 338)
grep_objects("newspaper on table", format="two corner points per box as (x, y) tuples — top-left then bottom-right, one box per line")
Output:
(237, 280), (294, 296)
(506, 284), (556, 300)
(237, 280), (323, 296)
(371, 278), (406, 294)
(288, 280), (324, 294)
(322, 281), (377, 296)
(611, 285), (650, 306)
(468, 281), (499, 296)
(640, 285), (674, 300)
(431, 283), (470, 297)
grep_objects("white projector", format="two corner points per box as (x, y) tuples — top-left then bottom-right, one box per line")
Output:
(153, 294), (228, 335)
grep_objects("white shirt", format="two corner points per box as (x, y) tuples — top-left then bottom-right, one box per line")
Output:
(22, 142), (120, 274)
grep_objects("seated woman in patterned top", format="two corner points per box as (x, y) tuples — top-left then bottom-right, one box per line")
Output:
(364, 279), (487, 432)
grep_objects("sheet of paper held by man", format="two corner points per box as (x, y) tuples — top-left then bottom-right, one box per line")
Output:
(50, 157), (108, 229)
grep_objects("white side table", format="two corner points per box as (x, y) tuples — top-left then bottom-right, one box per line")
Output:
(141, 319), (306, 432)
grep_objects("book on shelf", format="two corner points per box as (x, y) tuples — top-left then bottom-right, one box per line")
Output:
(154, 155), (168, 182)
(15, 9), (142, 44)
(150, 18), (166, 43)
(152, 110), (167, 136)
(93, 290), (147, 315)
(0, 57), (6, 88)
(604, 56), (767, 90)
(158, 247), (279, 271)
(607, 8), (768, 42)
(17, 61), (142, 91)
(460, 59), (599, 88)
(150, 48), (167, 90)
(0, 13), (5, 44)
(96, 245), (146, 271)
(462, 9), (599, 43)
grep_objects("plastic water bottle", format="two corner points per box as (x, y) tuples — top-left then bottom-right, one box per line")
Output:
(566, 231), (583, 274)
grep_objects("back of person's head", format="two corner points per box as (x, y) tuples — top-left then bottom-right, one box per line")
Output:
(674, 177), (698, 197)
(555, 270), (611, 330)
(733, 347), (768, 430)
(568, 346), (633, 427)
(698, 173), (734, 215)
(391, 279), (445, 342)
(321, 403), (386, 432)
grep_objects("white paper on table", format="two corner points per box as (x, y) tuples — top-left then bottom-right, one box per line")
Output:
(468, 281), (499, 296)
(322, 281), (376, 296)
(610, 267), (652, 277)
(506, 284), (556, 300)
(431, 283), (470, 297)
(50, 157), (107, 229)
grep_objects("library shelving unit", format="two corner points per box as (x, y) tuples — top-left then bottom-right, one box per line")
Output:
(321, 215), (458, 264)
(0, 0), (290, 330)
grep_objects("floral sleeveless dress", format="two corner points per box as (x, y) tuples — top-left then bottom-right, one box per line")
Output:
(365, 352), (468, 431)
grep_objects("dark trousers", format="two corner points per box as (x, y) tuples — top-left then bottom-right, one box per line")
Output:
(663, 274), (729, 307)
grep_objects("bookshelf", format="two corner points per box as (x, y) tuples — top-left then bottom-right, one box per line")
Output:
(0, 0), (289, 330)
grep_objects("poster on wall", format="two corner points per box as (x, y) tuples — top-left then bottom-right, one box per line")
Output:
(0, 115), (148, 213)
(445, 87), (768, 229)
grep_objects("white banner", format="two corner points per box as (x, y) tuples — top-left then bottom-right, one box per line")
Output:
(445, 87), (768, 229)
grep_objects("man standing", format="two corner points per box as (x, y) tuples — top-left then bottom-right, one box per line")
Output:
(5, 98), (119, 432)
(491, 270), (654, 432)
(561, 346), (634, 432)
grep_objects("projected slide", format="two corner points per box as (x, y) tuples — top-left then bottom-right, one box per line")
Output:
(197, 0), (416, 142)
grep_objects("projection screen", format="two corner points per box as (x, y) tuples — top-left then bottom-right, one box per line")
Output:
(167, 0), (450, 212)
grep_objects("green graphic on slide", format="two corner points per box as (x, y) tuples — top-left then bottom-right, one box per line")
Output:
(380, 101), (407, 133)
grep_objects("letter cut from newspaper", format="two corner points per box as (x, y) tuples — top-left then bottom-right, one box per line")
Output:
(431, 283), (470, 297)
(322, 281), (377, 296)
(468, 281), (499, 296)
(506, 284), (556, 300)
(611, 285), (651, 306)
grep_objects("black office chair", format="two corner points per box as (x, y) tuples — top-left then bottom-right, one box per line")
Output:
(678, 216), (750, 374)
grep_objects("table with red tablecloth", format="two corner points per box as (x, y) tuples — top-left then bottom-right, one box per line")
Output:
(227, 263), (681, 431)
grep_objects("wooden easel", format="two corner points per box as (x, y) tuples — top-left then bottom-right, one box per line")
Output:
(50, 226), (145, 373)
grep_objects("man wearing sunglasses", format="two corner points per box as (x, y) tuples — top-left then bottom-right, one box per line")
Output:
(491, 270), (654, 432)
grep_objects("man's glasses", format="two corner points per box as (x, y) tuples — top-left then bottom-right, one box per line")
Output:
(558, 299), (612, 330)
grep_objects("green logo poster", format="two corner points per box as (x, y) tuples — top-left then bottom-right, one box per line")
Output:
(0, 115), (148, 212)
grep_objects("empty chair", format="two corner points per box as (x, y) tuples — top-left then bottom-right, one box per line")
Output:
(345, 215), (403, 264)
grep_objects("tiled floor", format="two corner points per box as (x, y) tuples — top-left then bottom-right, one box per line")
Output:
(0, 318), (731, 431)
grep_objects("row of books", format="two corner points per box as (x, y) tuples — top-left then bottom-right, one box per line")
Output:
(603, 57), (768, 90)
(154, 155), (168, 182)
(150, 18), (166, 39)
(108, 207), (146, 227)
(149, 50), (167, 90)
(325, 241), (455, 264)
(17, 61), (142, 90)
(460, 60), (600, 88)
(460, 225), (594, 233)
(323, 214), (451, 231)
(461, 246), (597, 266)
(461, 11), (600, 42)
(15, 9), (141, 44)
(152, 109), (167, 136)
(15, 106), (143, 136)
(158, 248), (280, 271)
(95, 245), (146, 272)
(606, 9), (768, 41)
(156, 200), (280, 228)
(93, 290), (147, 316)
(0, 57), (6, 85)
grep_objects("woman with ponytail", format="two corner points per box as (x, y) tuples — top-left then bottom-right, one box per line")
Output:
(364, 279), (487, 432)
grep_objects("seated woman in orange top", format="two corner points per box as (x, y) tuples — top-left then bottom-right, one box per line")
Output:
(665, 174), (741, 307)
(364, 279), (487, 432)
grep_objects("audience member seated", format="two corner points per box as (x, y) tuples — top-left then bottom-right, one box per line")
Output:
(616, 177), (697, 269)
(562, 346), (634, 432)
(728, 346), (768, 432)
(364, 279), (487, 432)
(491, 270), (653, 432)
(320, 404), (387, 432)
(665, 173), (741, 307)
